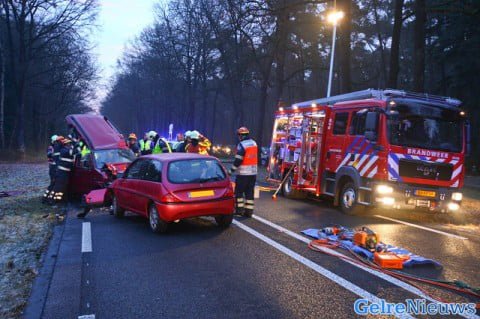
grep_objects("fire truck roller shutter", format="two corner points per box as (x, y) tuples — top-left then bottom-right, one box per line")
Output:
(334, 166), (368, 210)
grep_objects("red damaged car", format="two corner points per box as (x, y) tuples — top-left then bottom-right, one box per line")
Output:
(109, 153), (235, 233)
(66, 114), (135, 195)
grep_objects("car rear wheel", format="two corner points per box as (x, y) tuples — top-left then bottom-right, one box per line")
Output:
(339, 182), (365, 215)
(112, 194), (125, 218)
(215, 214), (233, 228)
(149, 204), (168, 233)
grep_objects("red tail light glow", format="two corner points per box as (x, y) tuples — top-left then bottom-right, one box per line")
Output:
(161, 193), (181, 203)
(224, 184), (235, 198)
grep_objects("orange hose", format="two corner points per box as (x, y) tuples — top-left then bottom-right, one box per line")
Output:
(308, 240), (480, 304)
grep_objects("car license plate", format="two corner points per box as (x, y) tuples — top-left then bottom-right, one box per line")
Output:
(415, 190), (436, 197)
(188, 190), (214, 198)
(416, 199), (430, 207)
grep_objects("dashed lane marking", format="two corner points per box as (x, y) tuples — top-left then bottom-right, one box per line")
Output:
(374, 215), (468, 240)
(232, 220), (414, 319)
(78, 315), (95, 319)
(81, 222), (92, 253)
(251, 214), (479, 319)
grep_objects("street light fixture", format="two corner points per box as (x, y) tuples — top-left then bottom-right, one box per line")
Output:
(326, 10), (344, 98)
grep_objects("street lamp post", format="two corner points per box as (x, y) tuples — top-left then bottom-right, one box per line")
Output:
(326, 10), (344, 98)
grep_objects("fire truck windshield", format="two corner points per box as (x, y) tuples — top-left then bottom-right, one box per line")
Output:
(387, 102), (464, 153)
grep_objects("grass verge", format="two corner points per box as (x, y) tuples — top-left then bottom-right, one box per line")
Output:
(0, 163), (56, 319)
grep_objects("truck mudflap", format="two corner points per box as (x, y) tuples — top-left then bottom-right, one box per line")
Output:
(82, 188), (112, 208)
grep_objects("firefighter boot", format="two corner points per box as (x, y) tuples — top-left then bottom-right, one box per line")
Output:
(235, 197), (245, 216)
(244, 199), (254, 218)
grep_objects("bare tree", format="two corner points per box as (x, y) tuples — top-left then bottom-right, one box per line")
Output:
(0, 0), (97, 156)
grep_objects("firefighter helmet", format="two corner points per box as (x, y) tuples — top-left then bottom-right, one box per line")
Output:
(190, 131), (200, 139)
(147, 131), (157, 139)
(237, 127), (250, 135)
(62, 138), (72, 145)
(56, 136), (65, 142)
(128, 133), (137, 140)
(51, 135), (58, 143)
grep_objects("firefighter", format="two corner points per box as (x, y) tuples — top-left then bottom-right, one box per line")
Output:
(50, 138), (77, 205)
(185, 131), (211, 155)
(228, 127), (258, 217)
(139, 133), (152, 155)
(149, 131), (172, 154)
(43, 135), (60, 203)
(127, 133), (140, 156)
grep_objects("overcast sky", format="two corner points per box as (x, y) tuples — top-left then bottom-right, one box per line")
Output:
(91, 0), (159, 109)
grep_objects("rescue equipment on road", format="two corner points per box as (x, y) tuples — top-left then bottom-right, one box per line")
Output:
(303, 225), (480, 306)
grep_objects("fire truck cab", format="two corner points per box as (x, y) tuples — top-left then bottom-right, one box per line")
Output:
(268, 89), (468, 214)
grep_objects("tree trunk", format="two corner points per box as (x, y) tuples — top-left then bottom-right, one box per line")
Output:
(372, 0), (387, 87)
(337, 0), (352, 93)
(0, 42), (5, 149)
(388, 0), (404, 88)
(273, 7), (289, 106)
(413, 0), (426, 91)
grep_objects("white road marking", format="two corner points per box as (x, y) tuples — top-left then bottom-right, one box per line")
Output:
(232, 220), (414, 319)
(78, 315), (95, 319)
(374, 215), (468, 240)
(251, 215), (479, 319)
(81, 222), (92, 253)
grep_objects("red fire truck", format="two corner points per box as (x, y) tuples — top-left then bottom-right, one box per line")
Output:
(267, 89), (469, 214)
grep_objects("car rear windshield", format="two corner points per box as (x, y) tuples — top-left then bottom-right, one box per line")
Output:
(168, 159), (226, 184)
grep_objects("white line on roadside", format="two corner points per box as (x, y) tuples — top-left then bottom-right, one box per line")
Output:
(81, 222), (92, 253)
(78, 315), (95, 319)
(250, 215), (479, 319)
(232, 220), (414, 319)
(374, 215), (468, 240)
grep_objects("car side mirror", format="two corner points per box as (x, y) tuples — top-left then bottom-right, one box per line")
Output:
(365, 112), (379, 142)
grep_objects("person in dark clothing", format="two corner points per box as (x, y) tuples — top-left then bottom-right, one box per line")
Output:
(228, 127), (258, 217)
(127, 133), (140, 156)
(43, 135), (62, 203)
(50, 138), (77, 205)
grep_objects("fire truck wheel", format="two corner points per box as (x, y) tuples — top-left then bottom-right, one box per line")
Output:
(112, 194), (125, 218)
(339, 182), (365, 215)
(282, 174), (307, 199)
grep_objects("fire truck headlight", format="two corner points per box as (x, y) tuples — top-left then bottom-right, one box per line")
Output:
(447, 202), (460, 211)
(377, 197), (395, 205)
(451, 192), (462, 201)
(376, 184), (394, 194)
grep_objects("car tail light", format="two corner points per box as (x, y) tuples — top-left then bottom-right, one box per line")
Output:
(223, 184), (234, 198)
(160, 193), (181, 203)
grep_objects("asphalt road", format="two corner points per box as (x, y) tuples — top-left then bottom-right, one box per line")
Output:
(32, 192), (480, 319)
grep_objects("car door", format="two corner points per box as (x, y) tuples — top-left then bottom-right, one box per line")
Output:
(70, 153), (95, 195)
(135, 160), (163, 216)
(325, 111), (350, 173)
(115, 159), (144, 211)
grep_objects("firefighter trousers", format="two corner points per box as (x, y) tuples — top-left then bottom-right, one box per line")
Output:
(51, 170), (70, 203)
(44, 164), (57, 200)
(235, 174), (256, 216)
